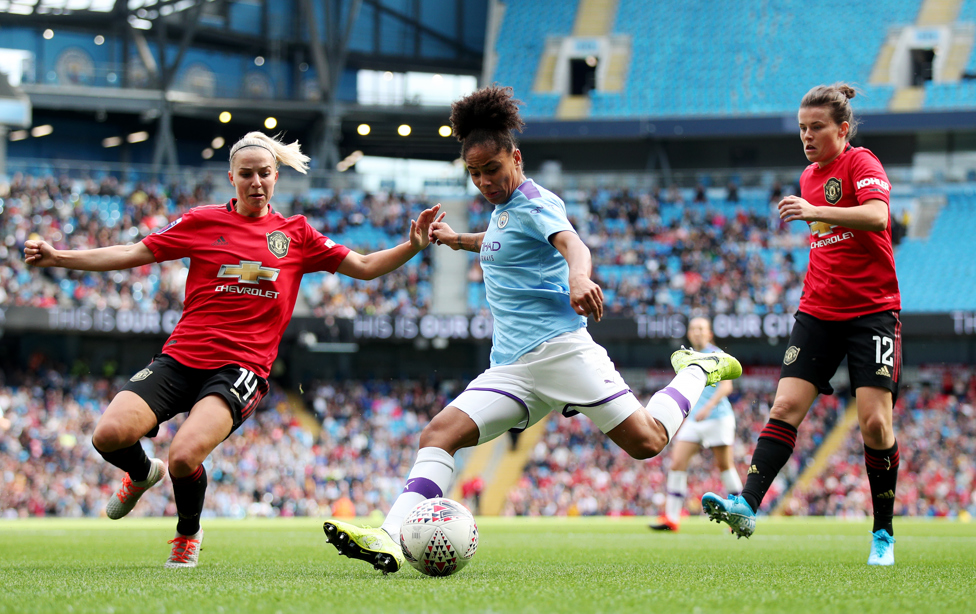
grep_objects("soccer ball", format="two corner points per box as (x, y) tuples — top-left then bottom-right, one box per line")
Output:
(399, 497), (478, 576)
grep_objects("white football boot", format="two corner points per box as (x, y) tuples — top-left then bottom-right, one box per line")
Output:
(165, 529), (203, 568)
(106, 458), (165, 520)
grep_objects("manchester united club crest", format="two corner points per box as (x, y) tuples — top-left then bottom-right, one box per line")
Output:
(497, 211), (509, 229)
(783, 346), (801, 365)
(824, 177), (842, 204)
(266, 231), (291, 258)
(130, 368), (153, 382)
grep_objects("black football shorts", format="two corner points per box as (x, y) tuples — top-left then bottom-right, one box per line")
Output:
(780, 310), (901, 401)
(121, 353), (268, 438)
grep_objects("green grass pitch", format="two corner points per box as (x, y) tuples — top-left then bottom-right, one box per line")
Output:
(1, 517), (973, 614)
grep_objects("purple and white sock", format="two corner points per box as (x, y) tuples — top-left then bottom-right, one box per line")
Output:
(665, 470), (688, 522)
(645, 368), (706, 441)
(381, 447), (455, 540)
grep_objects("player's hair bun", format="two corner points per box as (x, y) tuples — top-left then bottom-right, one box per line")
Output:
(800, 83), (861, 141)
(836, 84), (857, 100)
(450, 85), (525, 143)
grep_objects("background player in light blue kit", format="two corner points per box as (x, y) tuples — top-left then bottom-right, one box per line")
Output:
(650, 317), (742, 532)
(320, 85), (742, 573)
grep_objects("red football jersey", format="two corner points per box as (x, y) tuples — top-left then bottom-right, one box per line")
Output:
(141, 201), (350, 377)
(797, 146), (901, 320)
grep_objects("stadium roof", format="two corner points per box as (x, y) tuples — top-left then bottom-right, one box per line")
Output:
(0, 0), (116, 14)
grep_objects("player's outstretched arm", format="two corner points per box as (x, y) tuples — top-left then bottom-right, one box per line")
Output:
(551, 230), (604, 322)
(24, 239), (156, 271)
(336, 204), (443, 280)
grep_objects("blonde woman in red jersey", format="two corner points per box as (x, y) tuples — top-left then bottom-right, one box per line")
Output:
(23, 132), (443, 568)
(701, 84), (901, 566)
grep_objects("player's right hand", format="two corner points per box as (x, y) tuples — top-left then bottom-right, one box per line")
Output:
(24, 239), (58, 267)
(429, 221), (460, 250)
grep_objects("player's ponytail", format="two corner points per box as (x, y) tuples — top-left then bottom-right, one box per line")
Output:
(450, 85), (525, 158)
(229, 132), (310, 174)
(800, 83), (861, 141)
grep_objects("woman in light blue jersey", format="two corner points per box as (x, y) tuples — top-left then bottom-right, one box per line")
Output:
(321, 85), (742, 574)
(650, 317), (742, 532)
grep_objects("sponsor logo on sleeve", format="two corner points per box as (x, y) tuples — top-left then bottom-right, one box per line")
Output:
(324, 238), (336, 249)
(155, 217), (182, 234)
(855, 177), (890, 192)
(824, 177), (843, 204)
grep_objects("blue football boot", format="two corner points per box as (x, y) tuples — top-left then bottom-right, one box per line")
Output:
(867, 529), (895, 566)
(701, 492), (756, 539)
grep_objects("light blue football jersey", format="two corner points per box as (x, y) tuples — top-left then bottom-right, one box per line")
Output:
(688, 343), (734, 420)
(480, 179), (586, 366)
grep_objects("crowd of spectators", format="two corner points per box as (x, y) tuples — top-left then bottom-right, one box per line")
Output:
(503, 373), (842, 516)
(1, 173), (437, 318)
(505, 368), (976, 520)
(0, 356), (454, 519)
(466, 183), (811, 317)
(2, 358), (974, 520)
(1, 172), (198, 312)
(292, 190), (436, 318)
(786, 366), (976, 519)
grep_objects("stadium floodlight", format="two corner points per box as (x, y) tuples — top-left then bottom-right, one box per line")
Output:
(43, 29), (54, 39)
(438, 125), (452, 137)
(254, 56), (265, 67)
(211, 136), (225, 149)
(357, 124), (370, 136)
(264, 117), (277, 130)
(31, 125), (53, 137)
(9, 130), (28, 141)
(102, 136), (122, 148)
(397, 124), (411, 136)
(219, 111), (232, 123)
(94, 35), (105, 45)
(202, 148), (214, 159)
(127, 131), (148, 143)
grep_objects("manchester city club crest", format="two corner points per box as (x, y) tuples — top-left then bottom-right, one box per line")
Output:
(824, 177), (842, 204)
(266, 230), (291, 258)
(783, 346), (801, 365)
(497, 211), (509, 229)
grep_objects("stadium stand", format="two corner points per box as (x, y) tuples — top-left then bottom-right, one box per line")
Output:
(498, 0), (919, 118)
(896, 189), (976, 311)
(506, 367), (976, 519)
(0, 365), (452, 519)
(0, 173), (436, 317)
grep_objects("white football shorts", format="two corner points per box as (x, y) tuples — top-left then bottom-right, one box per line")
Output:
(450, 329), (643, 444)
(673, 414), (736, 448)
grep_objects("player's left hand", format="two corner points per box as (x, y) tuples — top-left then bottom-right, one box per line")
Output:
(409, 204), (445, 251)
(777, 195), (820, 223)
(569, 275), (604, 322)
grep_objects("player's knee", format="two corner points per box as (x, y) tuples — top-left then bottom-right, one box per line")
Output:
(625, 430), (668, 460)
(167, 446), (203, 478)
(859, 413), (891, 443)
(769, 398), (804, 423)
(92, 421), (131, 453)
(418, 408), (478, 453)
